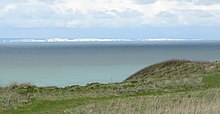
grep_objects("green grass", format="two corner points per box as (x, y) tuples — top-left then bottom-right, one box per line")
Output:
(69, 88), (220, 114)
(2, 98), (92, 114)
(203, 74), (220, 87)
(1, 88), (212, 114)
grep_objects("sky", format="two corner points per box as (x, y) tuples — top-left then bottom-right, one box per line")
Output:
(0, 0), (220, 39)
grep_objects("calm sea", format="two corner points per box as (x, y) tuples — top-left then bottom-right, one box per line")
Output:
(1, 41), (220, 87)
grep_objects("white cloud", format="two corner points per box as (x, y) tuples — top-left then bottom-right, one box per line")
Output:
(2, 4), (17, 13)
(0, 0), (220, 28)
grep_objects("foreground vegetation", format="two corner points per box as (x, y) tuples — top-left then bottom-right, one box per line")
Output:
(1, 60), (220, 114)
(71, 88), (220, 114)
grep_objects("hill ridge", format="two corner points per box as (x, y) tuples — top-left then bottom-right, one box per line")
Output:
(125, 60), (218, 82)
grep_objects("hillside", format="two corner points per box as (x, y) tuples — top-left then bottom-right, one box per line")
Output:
(125, 60), (220, 82)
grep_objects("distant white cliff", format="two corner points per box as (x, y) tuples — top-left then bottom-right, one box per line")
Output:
(0, 38), (202, 43)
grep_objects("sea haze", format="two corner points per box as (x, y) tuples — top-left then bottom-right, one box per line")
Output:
(1, 41), (220, 87)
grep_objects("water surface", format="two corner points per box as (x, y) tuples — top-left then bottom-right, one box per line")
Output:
(1, 41), (220, 87)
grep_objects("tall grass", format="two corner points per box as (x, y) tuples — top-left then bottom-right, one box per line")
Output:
(0, 82), (33, 111)
(69, 88), (220, 114)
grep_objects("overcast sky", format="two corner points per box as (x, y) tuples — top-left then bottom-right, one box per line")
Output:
(0, 0), (220, 39)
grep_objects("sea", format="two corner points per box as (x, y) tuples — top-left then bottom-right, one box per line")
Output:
(1, 39), (220, 87)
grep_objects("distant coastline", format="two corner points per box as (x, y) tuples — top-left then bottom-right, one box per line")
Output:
(0, 38), (205, 43)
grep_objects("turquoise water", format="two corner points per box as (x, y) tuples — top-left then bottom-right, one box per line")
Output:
(1, 41), (220, 87)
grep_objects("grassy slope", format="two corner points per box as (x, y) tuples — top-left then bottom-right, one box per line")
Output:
(125, 60), (219, 82)
(70, 88), (220, 114)
(70, 73), (220, 114)
(1, 60), (220, 114)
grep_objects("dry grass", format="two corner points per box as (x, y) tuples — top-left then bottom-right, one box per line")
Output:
(0, 82), (33, 111)
(0, 90), (31, 111)
(68, 88), (220, 114)
(7, 81), (32, 89)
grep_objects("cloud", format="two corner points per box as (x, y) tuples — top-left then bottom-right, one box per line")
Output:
(0, 0), (220, 28)
(134, 0), (156, 4)
(180, 0), (220, 5)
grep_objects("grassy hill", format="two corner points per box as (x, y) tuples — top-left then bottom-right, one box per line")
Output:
(125, 60), (220, 81)
(1, 60), (220, 114)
